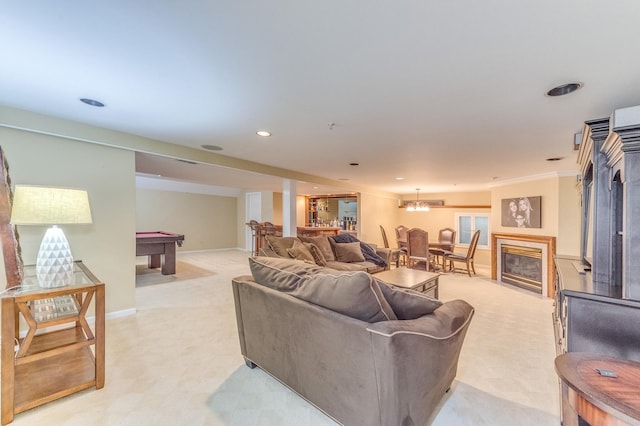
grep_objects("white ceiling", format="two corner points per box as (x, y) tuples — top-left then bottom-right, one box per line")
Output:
(3, 1), (640, 195)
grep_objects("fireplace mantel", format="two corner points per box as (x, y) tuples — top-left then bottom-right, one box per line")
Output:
(491, 233), (557, 298)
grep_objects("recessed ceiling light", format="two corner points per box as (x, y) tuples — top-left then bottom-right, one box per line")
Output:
(256, 130), (272, 137)
(395, 177), (405, 180)
(546, 83), (582, 97)
(80, 98), (104, 107)
(201, 144), (223, 151)
(546, 157), (564, 161)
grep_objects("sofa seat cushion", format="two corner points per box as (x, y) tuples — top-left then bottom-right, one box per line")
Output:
(325, 261), (383, 274)
(299, 235), (335, 261)
(376, 280), (443, 320)
(324, 260), (368, 272)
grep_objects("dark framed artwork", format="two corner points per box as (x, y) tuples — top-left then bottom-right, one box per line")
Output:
(501, 196), (541, 228)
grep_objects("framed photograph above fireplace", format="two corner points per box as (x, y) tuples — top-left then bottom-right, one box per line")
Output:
(501, 196), (541, 228)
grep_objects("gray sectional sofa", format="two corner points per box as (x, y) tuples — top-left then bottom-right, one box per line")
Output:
(260, 234), (391, 274)
(232, 257), (475, 426)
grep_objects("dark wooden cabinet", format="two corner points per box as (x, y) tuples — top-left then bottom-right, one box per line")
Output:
(554, 255), (640, 361)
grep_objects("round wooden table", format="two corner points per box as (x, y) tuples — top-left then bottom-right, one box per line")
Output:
(555, 352), (640, 426)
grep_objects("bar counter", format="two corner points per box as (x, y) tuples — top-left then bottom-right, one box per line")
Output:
(296, 226), (342, 237)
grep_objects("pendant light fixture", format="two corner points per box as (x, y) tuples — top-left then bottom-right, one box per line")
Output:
(406, 188), (430, 212)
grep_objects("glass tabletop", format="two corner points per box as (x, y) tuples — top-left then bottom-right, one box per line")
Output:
(4, 261), (97, 296)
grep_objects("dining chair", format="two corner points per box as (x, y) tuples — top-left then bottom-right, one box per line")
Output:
(437, 228), (456, 251)
(248, 220), (261, 256)
(380, 225), (403, 267)
(430, 228), (456, 270)
(395, 225), (409, 266)
(406, 228), (436, 271)
(445, 230), (480, 276)
(263, 221), (277, 236)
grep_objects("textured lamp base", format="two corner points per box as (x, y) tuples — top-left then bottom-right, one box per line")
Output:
(36, 226), (73, 288)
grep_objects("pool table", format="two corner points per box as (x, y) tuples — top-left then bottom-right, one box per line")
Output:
(136, 231), (185, 275)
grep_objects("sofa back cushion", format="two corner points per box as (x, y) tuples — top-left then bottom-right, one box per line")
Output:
(299, 236), (335, 261)
(265, 235), (300, 258)
(376, 279), (443, 320)
(296, 271), (397, 322)
(249, 256), (327, 291)
(248, 257), (397, 322)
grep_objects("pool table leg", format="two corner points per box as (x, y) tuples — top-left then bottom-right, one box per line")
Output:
(149, 254), (162, 269)
(162, 243), (176, 275)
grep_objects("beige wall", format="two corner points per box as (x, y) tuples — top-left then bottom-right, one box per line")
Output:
(0, 127), (136, 315)
(272, 192), (283, 225)
(358, 193), (400, 246)
(557, 176), (581, 256)
(491, 178), (558, 236)
(296, 195), (306, 226)
(136, 189), (238, 250)
(237, 191), (247, 250)
(490, 175), (580, 256)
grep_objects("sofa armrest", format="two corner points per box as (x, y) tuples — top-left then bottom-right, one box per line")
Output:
(362, 242), (392, 266)
(366, 299), (473, 339)
(365, 299), (474, 425)
(374, 247), (392, 268)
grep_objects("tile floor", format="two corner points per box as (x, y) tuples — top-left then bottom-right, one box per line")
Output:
(10, 250), (560, 425)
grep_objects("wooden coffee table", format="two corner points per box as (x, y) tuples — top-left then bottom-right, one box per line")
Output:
(375, 268), (440, 298)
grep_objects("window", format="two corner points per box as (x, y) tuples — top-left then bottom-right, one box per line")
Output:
(455, 213), (490, 248)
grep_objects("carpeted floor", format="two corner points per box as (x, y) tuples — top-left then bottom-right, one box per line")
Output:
(11, 250), (560, 425)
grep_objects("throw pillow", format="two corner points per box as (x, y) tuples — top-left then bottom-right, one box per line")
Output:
(265, 235), (299, 258)
(376, 279), (443, 320)
(333, 241), (365, 263)
(304, 242), (328, 266)
(331, 233), (387, 267)
(298, 236), (335, 261)
(286, 239), (315, 262)
(248, 256), (328, 292)
(293, 271), (397, 322)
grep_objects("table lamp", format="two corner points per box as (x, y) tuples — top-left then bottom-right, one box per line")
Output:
(10, 185), (92, 288)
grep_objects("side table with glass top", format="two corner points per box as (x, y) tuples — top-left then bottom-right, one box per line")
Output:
(1, 261), (105, 425)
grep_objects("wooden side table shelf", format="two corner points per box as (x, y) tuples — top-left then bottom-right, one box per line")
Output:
(1, 261), (105, 425)
(555, 352), (640, 426)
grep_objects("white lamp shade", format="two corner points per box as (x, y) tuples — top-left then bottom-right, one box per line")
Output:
(11, 185), (92, 225)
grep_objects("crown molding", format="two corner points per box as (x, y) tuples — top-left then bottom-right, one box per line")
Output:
(488, 171), (579, 188)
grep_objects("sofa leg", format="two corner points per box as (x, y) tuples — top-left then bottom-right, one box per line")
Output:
(445, 386), (451, 393)
(244, 358), (257, 369)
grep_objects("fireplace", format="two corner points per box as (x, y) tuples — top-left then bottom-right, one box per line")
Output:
(501, 244), (543, 294)
(491, 233), (556, 298)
